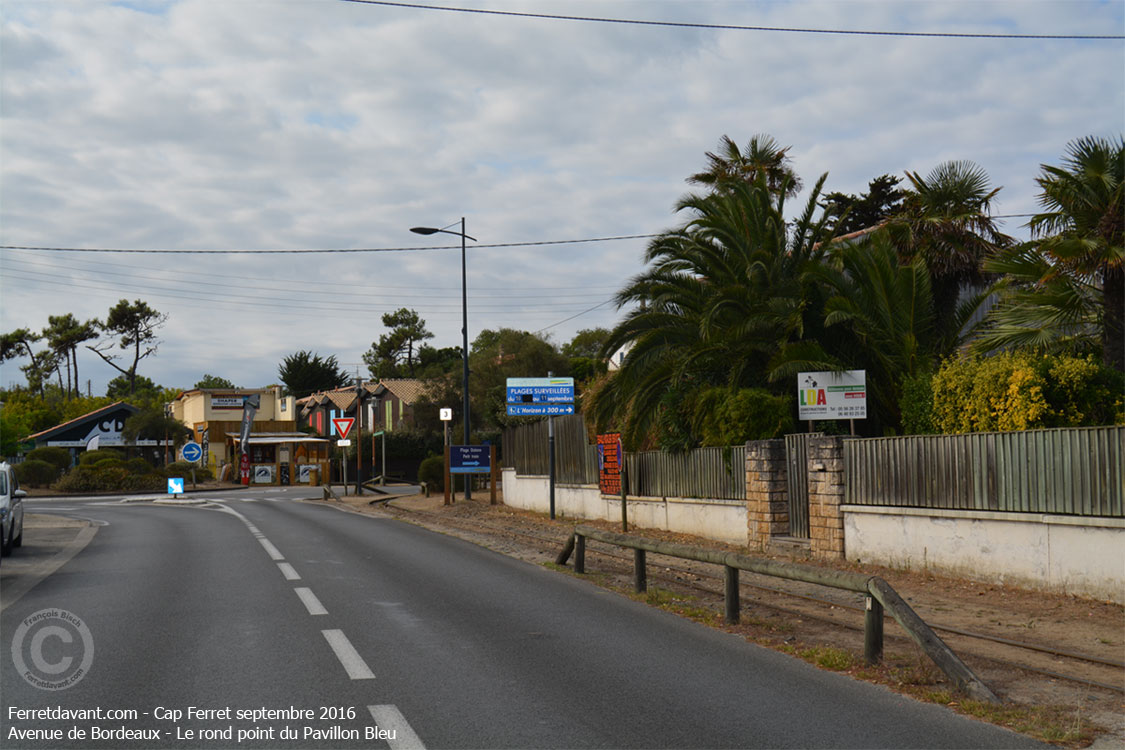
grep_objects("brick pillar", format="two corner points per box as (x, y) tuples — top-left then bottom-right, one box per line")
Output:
(746, 439), (789, 551)
(807, 435), (846, 560)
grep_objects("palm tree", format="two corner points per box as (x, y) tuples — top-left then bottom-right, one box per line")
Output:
(687, 134), (803, 198)
(1027, 135), (1124, 371)
(885, 161), (1011, 342)
(805, 233), (937, 430)
(590, 173), (835, 447)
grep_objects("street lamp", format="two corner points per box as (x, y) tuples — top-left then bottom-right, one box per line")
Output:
(410, 218), (477, 500)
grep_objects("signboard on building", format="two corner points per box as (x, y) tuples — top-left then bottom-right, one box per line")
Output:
(450, 445), (491, 474)
(797, 370), (867, 421)
(505, 377), (575, 416)
(597, 432), (623, 495)
(211, 394), (247, 409)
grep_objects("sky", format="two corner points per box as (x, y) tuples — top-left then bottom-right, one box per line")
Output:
(1, 0), (1122, 397)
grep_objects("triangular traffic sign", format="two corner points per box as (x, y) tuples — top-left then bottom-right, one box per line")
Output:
(332, 417), (356, 440)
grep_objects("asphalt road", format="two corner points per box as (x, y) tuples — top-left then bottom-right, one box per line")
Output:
(1, 489), (1043, 749)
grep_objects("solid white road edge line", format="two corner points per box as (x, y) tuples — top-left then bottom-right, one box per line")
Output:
(277, 562), (301, 580)
(295, 587), (328, 615)
(321, 629), (375, 680)
(367, 705), (425, 750)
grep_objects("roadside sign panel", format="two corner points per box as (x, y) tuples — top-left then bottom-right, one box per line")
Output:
(507, 403), (575, 416)
(439, 408), (453, 421)
(797, 370), (867, 421)
(332, 417), (356, 440)
(506, 377), (575, 405)
(450, 445), (491, 474)
(181, 441), (203, 463)
(597, 433), (623, 495)
(167, 478), (184, 495)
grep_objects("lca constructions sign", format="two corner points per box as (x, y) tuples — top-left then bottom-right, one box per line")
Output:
(797, 370), (867, 421)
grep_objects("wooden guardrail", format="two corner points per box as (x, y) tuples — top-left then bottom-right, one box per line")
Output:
(557, 524), (998, 703)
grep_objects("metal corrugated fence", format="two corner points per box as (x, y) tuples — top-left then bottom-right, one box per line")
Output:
(502, 416), (745, 499)
(845, 426), (1124, 517)
(627, 446), (746, 500)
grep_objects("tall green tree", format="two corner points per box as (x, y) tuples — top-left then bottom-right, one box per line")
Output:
(87, 299), (167, 395)
(278, 350), (348, 399)
(687, 133), (802, 198)
(820, 174), (906, 235)
(363, 308), (434, 379)
(591, 171), (837, 448)
(885, 161), (1010, 343)
(1028, 135), (1123, 371)
(194, 374), (236, 389)
(42, 314), (99, 398)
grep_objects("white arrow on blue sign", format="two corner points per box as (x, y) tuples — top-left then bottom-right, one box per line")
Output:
(167, 478), (184, 495)
(181, 441), (203, 463)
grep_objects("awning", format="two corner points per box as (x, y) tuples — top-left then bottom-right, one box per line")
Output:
(225, 433), (330, 445)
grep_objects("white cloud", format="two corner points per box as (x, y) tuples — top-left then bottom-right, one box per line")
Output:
(2, 0), (1122, 394)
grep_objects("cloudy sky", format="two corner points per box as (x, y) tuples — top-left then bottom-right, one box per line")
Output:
(2, 0), (1122, 396)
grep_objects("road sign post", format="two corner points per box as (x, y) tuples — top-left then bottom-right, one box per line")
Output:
(506, 376), (574, 520)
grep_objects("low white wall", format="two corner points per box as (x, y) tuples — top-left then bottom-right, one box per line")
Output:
(502, 468), (748, 546)
(843, 505), (1125, 603)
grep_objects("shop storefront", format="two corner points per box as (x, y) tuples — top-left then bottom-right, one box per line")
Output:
(223, 433), (330, 486)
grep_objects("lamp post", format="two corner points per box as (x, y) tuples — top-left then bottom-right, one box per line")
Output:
(410, 218), (476, 500)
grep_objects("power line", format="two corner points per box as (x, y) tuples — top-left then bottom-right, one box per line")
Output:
(0, 234), (658, 255)
(340, 0), (1124, 40)
(535, 298), (617, 334)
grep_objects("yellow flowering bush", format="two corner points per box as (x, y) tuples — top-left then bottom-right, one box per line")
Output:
(929, 351), (1121, 434)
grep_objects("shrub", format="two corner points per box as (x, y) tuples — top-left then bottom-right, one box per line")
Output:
(899, 371), (936, 435)
(26, 446), (72, 473)
(417, 454), (446, 491)
(79, 449), (125, 466)
(694, 387), (794, 446)
(54, 464), (130, 493)
(931, 352), (1124, 433)
(15, 459), (58, 488)
(163, 461), (213, 480)
(124, 457), (154, 475)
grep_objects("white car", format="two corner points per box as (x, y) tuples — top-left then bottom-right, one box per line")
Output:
(0, 462), (26, 557)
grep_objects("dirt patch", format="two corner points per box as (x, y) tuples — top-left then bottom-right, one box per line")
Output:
(323, 490), (1124, 747)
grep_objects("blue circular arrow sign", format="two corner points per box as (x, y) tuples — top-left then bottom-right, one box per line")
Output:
(181, 441), (203, 463)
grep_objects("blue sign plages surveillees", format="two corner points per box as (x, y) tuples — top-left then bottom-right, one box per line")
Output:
(505, 377), (575, 416)
(450, 445), (491, 474)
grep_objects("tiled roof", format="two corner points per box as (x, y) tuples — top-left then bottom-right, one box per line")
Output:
(378, 379), (430, 404)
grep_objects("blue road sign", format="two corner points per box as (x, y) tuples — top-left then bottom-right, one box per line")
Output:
(450, 445), (491, 474)
(181, 441), (203, 463)
(167, 478), (184, 494)
(506, 403), (576, 416)
(506, 377), (575, 405)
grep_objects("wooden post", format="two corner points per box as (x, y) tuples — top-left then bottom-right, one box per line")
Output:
(634, 548), (647, 593)
(620, 454), (628, 532)
(574, 533), (585, 574)
(555, 532), (576, 566)
(724, 565), (740, 624)
(443, 444), (451, 506)
(864, 595), (884, 664)
(489, 444), (498, 505)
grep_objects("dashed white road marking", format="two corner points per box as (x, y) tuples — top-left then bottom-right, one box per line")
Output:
(321, 629), (375, 680)
(277, 562), (301, 580)
(367, 705), (426, 750)
(295, 587), (328, 615)
(258, 537), (285, 561)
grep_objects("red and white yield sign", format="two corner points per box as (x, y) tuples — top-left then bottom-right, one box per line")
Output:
(332, 417), (356, 440)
